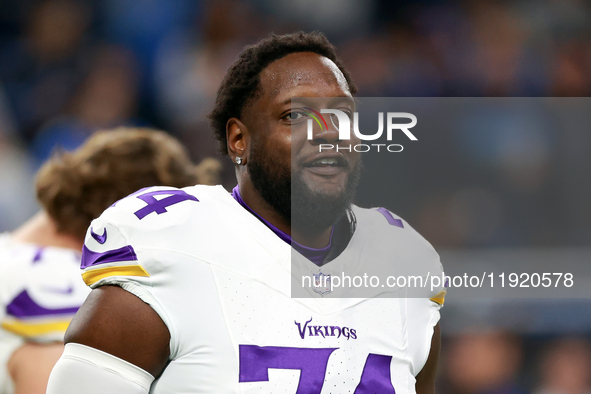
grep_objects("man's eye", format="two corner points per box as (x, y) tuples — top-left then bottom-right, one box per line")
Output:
(340, 109), (354, 119)
(285, 111), (306, 121)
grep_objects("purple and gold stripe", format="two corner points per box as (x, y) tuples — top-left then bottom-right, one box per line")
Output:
(81, 244), (138, 269)
(82, 264), (150, 286)
(1, 318), (71, 337)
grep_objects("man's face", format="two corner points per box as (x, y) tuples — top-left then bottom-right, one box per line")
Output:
(243, 52), (361, 231)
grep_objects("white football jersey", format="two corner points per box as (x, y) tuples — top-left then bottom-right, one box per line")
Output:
(81, 185), (445, 394)
(0, 233), (90, 394)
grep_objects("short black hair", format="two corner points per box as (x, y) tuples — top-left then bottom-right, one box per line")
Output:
(208, 31), (357, 155)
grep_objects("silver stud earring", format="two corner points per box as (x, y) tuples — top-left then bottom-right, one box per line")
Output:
(235, 157), (243, 165)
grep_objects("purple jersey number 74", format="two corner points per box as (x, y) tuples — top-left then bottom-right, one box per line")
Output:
(132, 189), (199, 220)
(239, 345), (396, 393)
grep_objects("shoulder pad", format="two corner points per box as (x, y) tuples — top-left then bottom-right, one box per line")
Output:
(80, 185), (224, 288)
(354, 206), (446, 302)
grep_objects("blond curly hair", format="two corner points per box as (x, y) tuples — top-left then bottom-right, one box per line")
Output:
(36, 127), (220, 240)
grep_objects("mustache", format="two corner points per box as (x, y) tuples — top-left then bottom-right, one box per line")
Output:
(296, 152), (354, 170)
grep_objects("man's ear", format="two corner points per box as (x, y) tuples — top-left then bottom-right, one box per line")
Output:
(226, 118), (249, 165)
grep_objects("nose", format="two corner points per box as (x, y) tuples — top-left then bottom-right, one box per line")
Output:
(310, 116), (340, 145)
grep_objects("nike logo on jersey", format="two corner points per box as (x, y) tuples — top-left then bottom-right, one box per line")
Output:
(90, 227), (107, 244)
(295, 318), (357, 340)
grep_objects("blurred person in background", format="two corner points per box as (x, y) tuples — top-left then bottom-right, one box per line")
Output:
(0, 136), (37, 233)
(0, 0), (92, 143)
(0, 127), (220, 394)
(535, 338), (591, 394)
(30, 46), (144, 165)
(0, 83), (38, 232)
(443, 330), (528, 394)
(155, 0), (264, 187)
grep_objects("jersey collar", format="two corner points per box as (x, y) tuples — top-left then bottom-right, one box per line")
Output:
(231, 185), (334, 266)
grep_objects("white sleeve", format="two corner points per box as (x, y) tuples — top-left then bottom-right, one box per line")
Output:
(406, 297), (441, 376)
(46, 343), (154, 394)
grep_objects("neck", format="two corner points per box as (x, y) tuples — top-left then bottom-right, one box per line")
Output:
(291, 226), (333, 249)
(11, 211), (84, 251)
(237, 180), (292, 235)
(235, 183), (333, 249)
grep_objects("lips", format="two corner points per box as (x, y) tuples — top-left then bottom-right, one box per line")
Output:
(301, 153), (347, 176)
(303, 154), (346, 168)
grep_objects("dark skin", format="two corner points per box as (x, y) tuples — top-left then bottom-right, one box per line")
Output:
(417, 323), (440, 394)
(65, 285), (170, 378)
(65, 52), (440, 392)
(228, 52), (360, 248)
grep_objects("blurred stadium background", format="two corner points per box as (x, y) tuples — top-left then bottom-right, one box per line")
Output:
(1, 0), (590, 392)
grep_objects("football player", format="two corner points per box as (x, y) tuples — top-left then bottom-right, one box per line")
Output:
(0, 127), (215, 394)
(47, 32), (444, 394)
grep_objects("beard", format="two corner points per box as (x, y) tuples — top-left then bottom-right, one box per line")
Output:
(248, 141), (361, 233)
